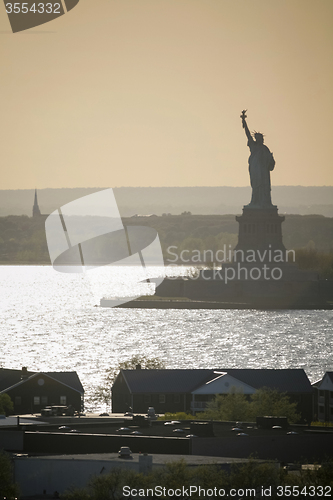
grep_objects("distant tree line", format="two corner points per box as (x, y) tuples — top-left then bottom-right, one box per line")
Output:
(0, 215), (332, 277)
(0, 216), (49, 263)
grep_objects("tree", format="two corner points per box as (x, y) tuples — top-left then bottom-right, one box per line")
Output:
(0, 394), (14, 416)
(249, 387), (300, 423)
(295, 248), (333, 279)
(96, 355), (165, 408)
(64, 468), (153, 500)
(201, 388), (252, 421)
(200, 387), (301, 423)
(62, 459), (333, 500)
(0, 451), (19, 499)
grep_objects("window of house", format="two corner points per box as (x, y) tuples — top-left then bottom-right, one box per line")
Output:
(319, 405), (324, 414)
(33, 396), (40, 405)
(41, 396), (48, 405)
(330, 391), (333, 399)
(144, 394), (151, 404)
(60, 396), (67, 405)
(159, 394), (165, 404)
(15, 396), (21, 406)
(319, 390), (325, 397)
(174, 394), (180, 403)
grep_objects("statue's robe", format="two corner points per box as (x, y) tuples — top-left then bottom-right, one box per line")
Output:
(247, 139), (275, 208)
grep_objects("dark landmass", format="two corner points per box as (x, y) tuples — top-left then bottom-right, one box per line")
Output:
(0, 214), (332, 277)
(101, 297), (333, 310)
(1, 186), (333, 217)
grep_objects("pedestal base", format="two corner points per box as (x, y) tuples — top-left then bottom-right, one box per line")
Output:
(234, 206), (285, 254)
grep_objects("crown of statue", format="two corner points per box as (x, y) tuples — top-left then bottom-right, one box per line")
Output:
(253, 131), (264, 141)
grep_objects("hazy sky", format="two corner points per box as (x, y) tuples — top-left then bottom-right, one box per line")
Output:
(1, 0), (332, 189)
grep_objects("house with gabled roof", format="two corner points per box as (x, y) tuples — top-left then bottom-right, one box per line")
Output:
(0, 367), (84, 415)
(312, 372), (333, 422)
(111, 367), (313, 422)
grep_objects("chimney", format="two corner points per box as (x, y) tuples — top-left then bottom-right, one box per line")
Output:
(21, 367), (28, 379)
(136, 364), (141, 370)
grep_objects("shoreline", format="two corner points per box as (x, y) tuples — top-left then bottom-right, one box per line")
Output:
(0, 261), (51, 266)
(100, 297), (333, 311)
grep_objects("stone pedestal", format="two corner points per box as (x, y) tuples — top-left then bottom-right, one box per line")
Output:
(234, 206), (286, 254)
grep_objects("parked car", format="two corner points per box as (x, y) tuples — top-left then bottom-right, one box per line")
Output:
(41, 405), (74, 417)
(118, 446), (132, 458)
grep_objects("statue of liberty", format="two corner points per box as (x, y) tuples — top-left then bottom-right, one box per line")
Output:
(241, 110), (276, 208)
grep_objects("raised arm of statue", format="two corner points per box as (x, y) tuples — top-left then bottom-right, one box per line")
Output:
(240, 110), (253, 144)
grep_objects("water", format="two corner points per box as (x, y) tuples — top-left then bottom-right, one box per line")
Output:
(0, 266), (332, 411)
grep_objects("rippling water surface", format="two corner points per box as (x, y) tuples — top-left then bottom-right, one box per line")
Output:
(0, 266), (332, 411)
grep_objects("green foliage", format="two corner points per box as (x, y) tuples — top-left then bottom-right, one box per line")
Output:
(158, 412), (194, 421)
(95, 355), (165, 407)
(295, 248), (333, 279)
(278, 459), (333, 490)
(63, 468), (152, 500)
(0, 216), (49, 263)
(216, 232), (238, 251)
(229, 458), (281, 490)
(300, 461), (333, 488)
(179, 237), (204, 254)
(249, 387), (300, 423)
(0, 393), (14, 416)
(201, 388), (252, 421)
(105, 355), (165, 385)
(89, 469), (138, 500)
(200, 387), (300, 424)
(62, 458), (333, 500)
(62, 488), (91, 500)
(311, 421), (333, 427)
(192, 463), (229, 493)
(160, 459), (192, 493)
(283, 214), (333, 252)
(0, 451), (19, 499)
(1, 213), (332, 265)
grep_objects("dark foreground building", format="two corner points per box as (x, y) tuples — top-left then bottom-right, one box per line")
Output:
(0, 367), (84, 414)
(112, 367), (313, 422)
(313, 372), (333, 423)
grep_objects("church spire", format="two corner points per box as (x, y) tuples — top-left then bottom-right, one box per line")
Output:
(33, 189), (41, 217)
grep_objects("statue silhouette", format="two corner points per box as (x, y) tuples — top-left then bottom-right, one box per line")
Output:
(241, 110), (275, 208)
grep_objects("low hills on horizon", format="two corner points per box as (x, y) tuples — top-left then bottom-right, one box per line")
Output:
(0, 186), (333, 218)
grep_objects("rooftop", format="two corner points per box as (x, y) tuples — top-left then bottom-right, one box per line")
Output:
(0, 368), (84, 393)
(120, 368), (313, 394)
